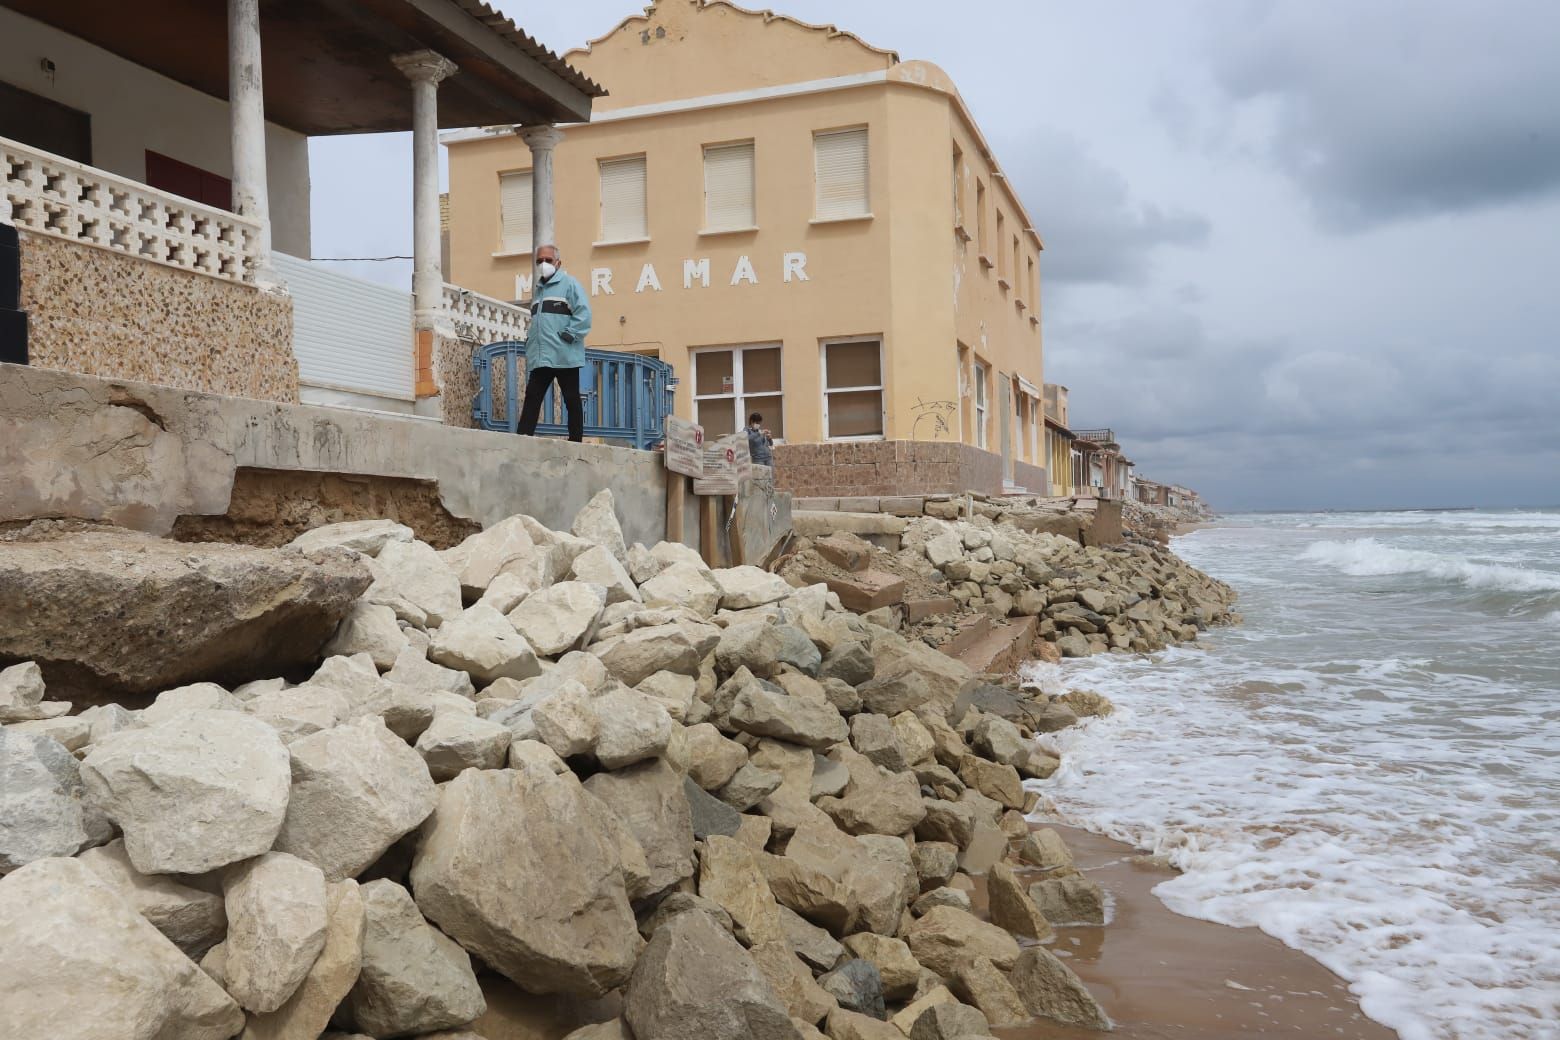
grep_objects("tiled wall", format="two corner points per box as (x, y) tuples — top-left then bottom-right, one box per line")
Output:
(774, 440), (1048, 498)
(18, 231), (298, 403)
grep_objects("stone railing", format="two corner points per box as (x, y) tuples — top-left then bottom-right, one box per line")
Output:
(442, 283), (528, 344)
(1, 135), (261, 285)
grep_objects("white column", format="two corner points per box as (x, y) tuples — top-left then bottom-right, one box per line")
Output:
(393, 50), (458, 328)
(519, 125), (565, 292)
(228, 0), (272, 276)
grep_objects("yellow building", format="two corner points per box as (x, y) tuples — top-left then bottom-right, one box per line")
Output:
(445, 0), (1048, 496)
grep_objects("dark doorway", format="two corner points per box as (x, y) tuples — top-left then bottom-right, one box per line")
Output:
(0, 78), (92, 164)
(145, 151), (233, 210)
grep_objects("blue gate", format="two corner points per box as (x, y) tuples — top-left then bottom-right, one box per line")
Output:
(472, 342), (678, 450)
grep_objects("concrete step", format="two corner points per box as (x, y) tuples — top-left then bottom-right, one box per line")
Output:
(944, 615), (1039, 676)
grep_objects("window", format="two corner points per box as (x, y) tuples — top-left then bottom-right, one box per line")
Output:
(145, 152), (231, 210)
(951, 144), (964, 231)
(822, 338), (884, 439)
(703, 141), (756, 231)
(599, 155), (648, 242)
(975, 179), (988, 257)
(814, 128), (870, 220)
(1027, 255), (1038, 310)
(1012, 237), (1022, 299)
(973, 361), (989, 449)
(499, 170), (533, 254)
(692, 344), (783, 439)
(995, 212), (1008, 285)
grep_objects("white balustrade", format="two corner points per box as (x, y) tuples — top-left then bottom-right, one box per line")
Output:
(442, 283), (528, 344)
(1, 134), (261, 285)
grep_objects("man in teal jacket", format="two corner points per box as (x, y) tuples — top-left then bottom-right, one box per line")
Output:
(517, 243), (592, 442)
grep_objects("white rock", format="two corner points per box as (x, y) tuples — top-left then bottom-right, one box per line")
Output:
(361, 555), (431, 629)
(7, 714), (92, 751)
(711, 566), (794, 610)
(415, 712), (513, 782)
(556, 650), (610, 692)
(649, 540), (709, 572)
(1, 729), (109, 873)
(570, 544), (641, 606)
(347, 879), (486, 1037)
(289, 520), (413, 557)
(429, 604), (541, 684)
(572, 488), (630, 568)
(324, 602), (410, 671)
(584, 759), (695, 896)
(223, 852), (330, 1014)
(508, 738), (569, 774)
(245, 684), (351, 744)
(274, 717), (439, 881)
(640, 561), (723, 617)
(531, 682), (600, 758)
(77, 703), (142, 744)
(0, 857), (244, 1040)
(508, 581), (608, 656)
(636, 670), (697, 722)
(590, 624), (703, 687)
(242, 878), (366, 1040)
(139, 681), (240, 725)
(594, 688), (675, 770)
(924, 531), (965, 569)
(232, 677), (287, 702)
(376, 540), (463, 627)
(78, 839), (225, 958)
(81, 710), (292, 875)
(446, 516), (538, 596)
(0, 661), (48, 723)
(385, 645), (476, 699)
(476, 570), (536, 614)
(785, 584), (831, 622)
(627, 543), (663, 584)
(302, 656), (435, 742)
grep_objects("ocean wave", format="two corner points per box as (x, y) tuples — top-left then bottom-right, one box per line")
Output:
(1301, 538), (1560, 594)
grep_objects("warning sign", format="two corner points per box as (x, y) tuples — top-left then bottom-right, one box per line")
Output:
(693, 433), (747, 495)
(664, 416), (704, 478)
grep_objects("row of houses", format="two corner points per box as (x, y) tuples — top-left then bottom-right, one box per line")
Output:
(0, 0), (1206, 509)
(1039, 382), (1200, 509)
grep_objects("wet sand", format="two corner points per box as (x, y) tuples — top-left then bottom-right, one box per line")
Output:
(989, 824), (1396, 1040)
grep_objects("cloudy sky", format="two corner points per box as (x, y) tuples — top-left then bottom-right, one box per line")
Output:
(312, 1), (1560, 511)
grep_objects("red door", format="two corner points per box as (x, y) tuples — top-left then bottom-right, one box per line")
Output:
(144, 151), (233, 211)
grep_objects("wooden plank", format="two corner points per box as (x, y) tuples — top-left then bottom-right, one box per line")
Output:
(665, 471), (687, 549)
(727, 495), (745, 566)
(698, 494), (719, 567)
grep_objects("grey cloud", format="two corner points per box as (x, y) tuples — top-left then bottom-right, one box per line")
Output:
(1202, 0), (1560, 230)
(1000, 127), (1209, 285)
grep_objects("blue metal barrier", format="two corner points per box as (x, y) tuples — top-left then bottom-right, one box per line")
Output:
(472, 342), (679, 450)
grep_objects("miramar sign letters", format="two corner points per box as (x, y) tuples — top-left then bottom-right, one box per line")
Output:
(517, 252), (810, 299)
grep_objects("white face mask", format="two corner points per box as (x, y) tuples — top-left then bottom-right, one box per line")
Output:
(537, 260), (558, 280)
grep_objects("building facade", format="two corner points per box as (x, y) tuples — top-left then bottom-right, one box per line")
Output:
(444, 0), (1048, 495)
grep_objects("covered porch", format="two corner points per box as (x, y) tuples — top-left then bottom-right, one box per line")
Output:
(0, 0), (600, 421)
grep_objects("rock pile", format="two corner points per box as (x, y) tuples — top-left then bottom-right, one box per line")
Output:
(784, 513), (1238, 660)
(0, 489), (1114, 1040)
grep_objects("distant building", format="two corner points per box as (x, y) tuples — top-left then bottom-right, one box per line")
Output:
(444, 0), (1049, 497)
(1042, 382), (1076, 497)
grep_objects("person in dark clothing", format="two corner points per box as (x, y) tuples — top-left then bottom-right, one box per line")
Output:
(746, 411), (774, 466)
(516, 243), (592, 442)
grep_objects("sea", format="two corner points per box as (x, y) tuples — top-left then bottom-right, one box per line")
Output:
(1022, 509), (1560, 1040)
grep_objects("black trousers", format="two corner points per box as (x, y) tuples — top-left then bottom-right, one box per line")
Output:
(516, 365), (584, 442)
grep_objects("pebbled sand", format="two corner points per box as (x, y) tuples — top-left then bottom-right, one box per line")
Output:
(990, 823), (1397, 1040)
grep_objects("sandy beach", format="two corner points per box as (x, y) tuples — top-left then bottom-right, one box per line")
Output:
(987, 824), (1395, 1040)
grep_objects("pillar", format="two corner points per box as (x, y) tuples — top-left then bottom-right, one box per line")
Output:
(227, 0), (273, 276)
(518, 125), (565, 294)
(393, 50), (458, 398)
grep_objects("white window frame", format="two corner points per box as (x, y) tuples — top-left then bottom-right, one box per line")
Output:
(702, 139), (757, 234)
(820, 336), (886, 442)
(691, 343), (785, 442)
(973, 361), (989, 449)
(812, 127), (871, 223)
(497, 169), (533, 256)
(597, 154), (649, 245)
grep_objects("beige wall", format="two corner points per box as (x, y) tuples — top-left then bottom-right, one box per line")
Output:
(445, 0), (1044, 464)
(1, 7), (311, 257)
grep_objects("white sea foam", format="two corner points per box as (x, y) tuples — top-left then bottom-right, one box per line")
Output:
(1301, 537), (1560, 594)
(1029, 510), (1560, 1040)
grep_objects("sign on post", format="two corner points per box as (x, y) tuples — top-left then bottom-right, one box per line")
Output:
(664, 416), (705, 478)
(693, 433), (744, 495)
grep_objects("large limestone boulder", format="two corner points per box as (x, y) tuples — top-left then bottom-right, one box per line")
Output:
(223, 852), (330, 1014)
(904, 906), (1020, 979)
(81, 709), (292, 875)
(624, 908), (801, 1040)
(289, 519), (413, 557)
(750, 940), (839, 1024)
(304, 655), (435, 742)
(1010, 946), (1111, 1030)
(77, 840), (225, 958)
(779, 904), (844, 972)
(530, 680), (600, 757)
(273, 717), (439, 881)
(761, 821), (908, 937)
(410, 767), (641, 996)
(428, 604), (542, 685)
(0, 857), (244, 1040)
(570, 545), (641, 606)
(347, 879), (486, 1038)
(715, 621), (822, 679)
(572, 489), (630, 568)
(376, 540), (463, 627)
(244, 684), (352, 744)
(841, 933), (920, 1002)
(386, 645), (476, 699)
(138, 681), (242, 725)
(1027, 875), (1106, 925)
(444, 517), (538, 596)
(0, 660), (53, 722)
(507, 581), (607, 657)
(988, 862), (1052, 941)
(711, 566), (794, 610)
(674, 722), (748, 790)
(639, 562), (723, 618)
(816, 748), (927, 837)
(729, 681), (848, 748)
(0, 529), (370, 698)
(698, 834), (788, 947)
(324, 603), (411, 672)
(415, 712), (513, 781)
(1, 728), (110, 873)
(243, 879), (366, 1040)
(593, 687), (674, 769)
(584, 759), (695, 895)
(590, 624), (703, 687)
